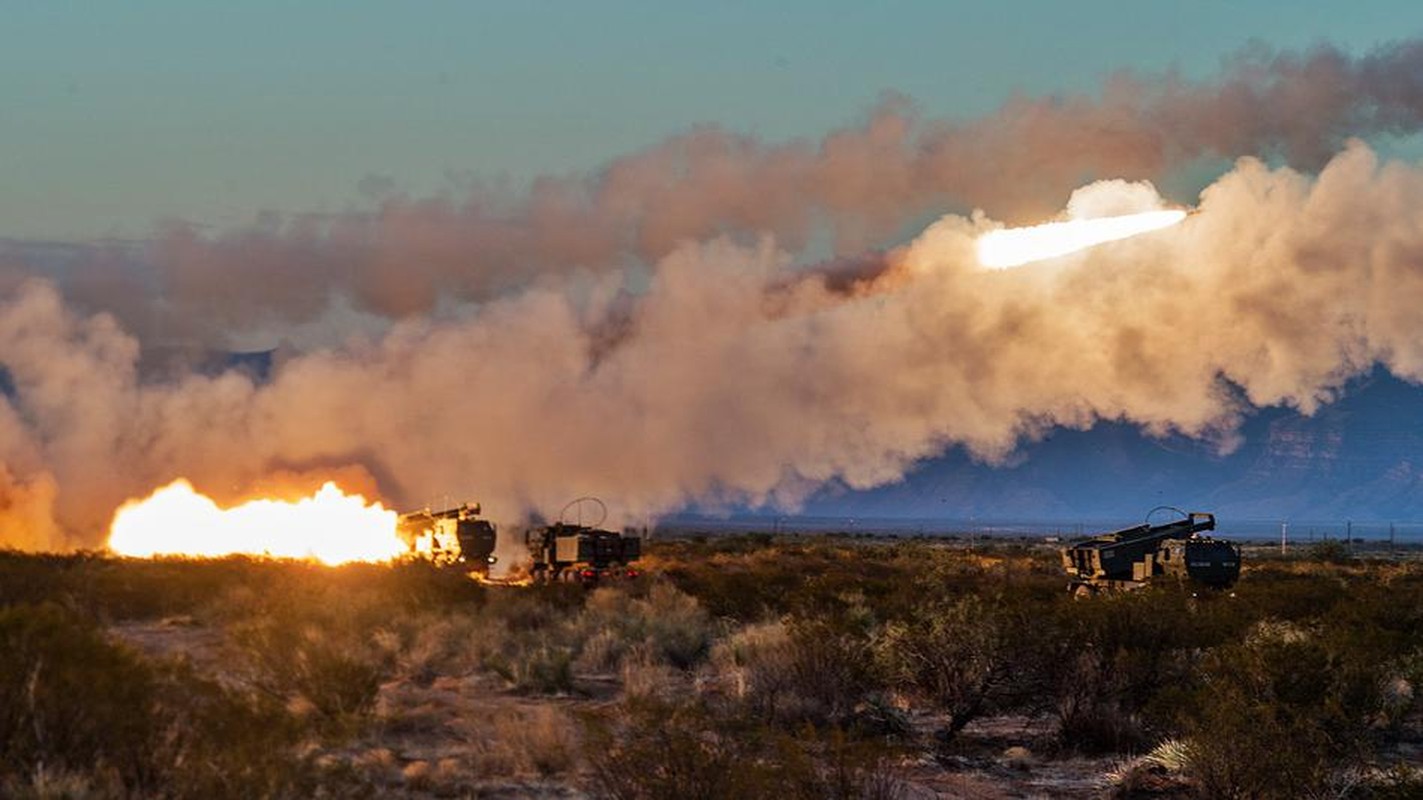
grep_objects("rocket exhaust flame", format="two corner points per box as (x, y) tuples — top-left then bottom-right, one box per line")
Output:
(976, 209), (1187, 268)
(107, 480), (403, 565)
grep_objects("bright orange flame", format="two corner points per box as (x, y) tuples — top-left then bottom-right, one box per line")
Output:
(107, 479), (404, 565)
(977, 209), (1186, 269)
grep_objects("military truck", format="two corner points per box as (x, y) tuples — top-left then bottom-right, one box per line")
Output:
(526, 523), (642, 582)
(398, 496), (642, 582)
(397, 503), (498, 569)
(1061, 508), (1240, 596)
(523, 497), (642, 582)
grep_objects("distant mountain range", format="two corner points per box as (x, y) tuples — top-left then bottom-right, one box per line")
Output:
(802, 369), (1423, 526)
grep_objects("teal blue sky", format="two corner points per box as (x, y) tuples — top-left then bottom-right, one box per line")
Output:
(3, 1), (1418, 240)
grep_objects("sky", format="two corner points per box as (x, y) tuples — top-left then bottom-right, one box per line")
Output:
(3, 1), (1419, 241)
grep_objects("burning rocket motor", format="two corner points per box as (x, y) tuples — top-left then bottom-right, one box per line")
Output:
(976, 208), (1190, 269)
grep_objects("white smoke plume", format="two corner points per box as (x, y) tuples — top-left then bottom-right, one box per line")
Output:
(1064, 180), (1170, 219)
(13, 38), (1423, 346)
(3, 142), (1423, 549)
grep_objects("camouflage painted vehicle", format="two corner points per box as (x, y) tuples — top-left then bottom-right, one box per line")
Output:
(526, 497), (642, 582)
(526, 523), (642, 582)
(397, 503), (498, 569)
(1061, 509), (1240, 596)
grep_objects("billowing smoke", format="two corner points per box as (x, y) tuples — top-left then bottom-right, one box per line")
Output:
(5, 141), (1423, 549)
(17, 39), (1423, 345)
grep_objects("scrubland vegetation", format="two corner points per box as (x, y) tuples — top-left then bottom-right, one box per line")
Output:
(3, 536), (1423, 798)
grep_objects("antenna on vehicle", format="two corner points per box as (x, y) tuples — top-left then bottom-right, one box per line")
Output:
(1145, 505), (1189, 526)
(558, 496), (607, 528)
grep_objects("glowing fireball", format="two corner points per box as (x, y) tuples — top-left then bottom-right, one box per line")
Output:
(977, 209), (1187, 269)
(107, 479), (404, 565)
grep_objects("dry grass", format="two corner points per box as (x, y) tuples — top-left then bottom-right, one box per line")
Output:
(430, 701), (580, 785)
(5, 540), (1423, 797)
(620, 645), (684, 700)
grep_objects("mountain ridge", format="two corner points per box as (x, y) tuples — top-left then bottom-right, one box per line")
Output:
(801, 369), (1423, 523)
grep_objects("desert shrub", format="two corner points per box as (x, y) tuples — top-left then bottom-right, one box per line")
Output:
(1306, 539), (1352, 564)
(143, 660), (346, 799)
(756, 727), (906, 800)
(900, 546), (1063, 609)
(652, 537), (1066, 624)
(481, 582), (712, 694)
(583, 698), (904, 800)
(524, 582), (719, 682)
(659, 557), (803, 621)
(452, 704), (581, 781)
(1169, 622), (1385, 798)
(696, 609), (882, 730)
(1049, 648), (1153, 754)
(240, 621), (391, 719)
(0, 551), (486, 624)
(208, 559), (506, 718)
(504, 704), (581, 777)
(388, 609), (487, 683)
(482, 635), (577, 694)
(471, 588), (607, 693)
(0, 551), (243, 619)
(776, 616), (880, 727)
(582, 583), (714, 668)
(637, 583), (716, 668)
(1175, 679), (1336, 798)
(584, 699), (749, 799)
(227, 592), (398, 721)
(0, 603), (324, 798)
(1232, 568), (1348, 623)
(482, 584), (577, 632)
(0, 603), (161, 789)
(708, 620), (799, 717)
(478, 586), (689, 694)
(4, 766), (106, 800)
(807, 730), (907, 800)
(1030, 587), (1244, 752)
(620, 645), (684, 699)
(875, 595), (1025, 741)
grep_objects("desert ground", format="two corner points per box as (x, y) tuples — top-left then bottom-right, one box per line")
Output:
(3, 535), (1422, 799)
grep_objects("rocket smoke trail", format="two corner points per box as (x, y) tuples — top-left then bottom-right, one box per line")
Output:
(3, 143), (1423, 548)
(3, 39), (1423, 548)
(15, 38), (1423, 343)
